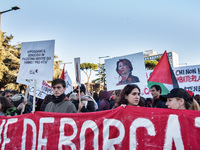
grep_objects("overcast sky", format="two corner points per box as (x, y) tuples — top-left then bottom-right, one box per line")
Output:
(1, 0), (200, 83)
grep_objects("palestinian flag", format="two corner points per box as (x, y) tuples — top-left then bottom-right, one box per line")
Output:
(147, 51), (179, 95)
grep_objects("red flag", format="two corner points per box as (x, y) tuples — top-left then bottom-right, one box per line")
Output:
(60, 64), (65, 79)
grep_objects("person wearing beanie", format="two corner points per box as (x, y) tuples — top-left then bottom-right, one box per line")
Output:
(72, 84), (98, 112)
(45, 79), (77, 113)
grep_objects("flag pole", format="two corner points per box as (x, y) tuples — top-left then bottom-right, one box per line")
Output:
(78, 86), (81, 103)
(32, 80), (37, 112)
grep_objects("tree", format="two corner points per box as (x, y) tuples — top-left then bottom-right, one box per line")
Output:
(0, 32), (63, 91)
(145, 57), (161, 70)
(0, 32), (22, 90)
(145, 60), (158, 70)
(92, 63), (106, 91)
(80, 62), (98, 92)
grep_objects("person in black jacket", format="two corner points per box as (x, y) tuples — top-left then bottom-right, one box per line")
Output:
(72, 84), (98, 112)
(148, 85), (167, 108)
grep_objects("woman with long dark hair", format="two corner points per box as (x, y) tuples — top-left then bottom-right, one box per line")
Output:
(118, 84), (144, 107)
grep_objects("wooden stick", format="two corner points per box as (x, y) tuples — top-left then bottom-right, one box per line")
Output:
(32, 80), (37, 112)
(78, 86), (81, 103)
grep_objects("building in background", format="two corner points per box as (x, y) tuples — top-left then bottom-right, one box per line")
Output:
(144, 50), (179, 67)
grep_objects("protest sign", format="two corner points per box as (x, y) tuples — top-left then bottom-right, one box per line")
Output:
(105, 52), (147, 91)
(17, 40), (55, 83)
(141, 64), (200, 98)
(74, 57), (81, 86)
(29, 80), (52, 99)
(0, 106), (200, 149)
(173, 64), (200, 94)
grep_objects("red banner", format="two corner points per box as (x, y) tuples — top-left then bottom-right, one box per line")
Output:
(0, 106), (200, 149)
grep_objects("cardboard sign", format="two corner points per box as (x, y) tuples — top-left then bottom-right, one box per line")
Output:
(17, 40), (55, 83)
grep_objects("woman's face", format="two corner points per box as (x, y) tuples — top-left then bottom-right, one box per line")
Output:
(125, 88), (140, 106)
(118, 61), (130, 75)
(111, 91), (117, 100)
(166, 97), (184, 109)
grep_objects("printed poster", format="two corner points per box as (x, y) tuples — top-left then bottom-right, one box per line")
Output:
(105, 52), (147, 91)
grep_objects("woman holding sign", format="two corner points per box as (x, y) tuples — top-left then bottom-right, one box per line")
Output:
(116, 59), (139, 86)
(118, 84), (144, 107)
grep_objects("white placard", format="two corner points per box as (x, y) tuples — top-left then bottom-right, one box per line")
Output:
(105, 52), (147, 91)
(29, 80), (53, 99)
(17, 40), (55, 83)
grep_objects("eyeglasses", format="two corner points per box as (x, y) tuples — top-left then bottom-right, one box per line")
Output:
(53, 86), (62, 90)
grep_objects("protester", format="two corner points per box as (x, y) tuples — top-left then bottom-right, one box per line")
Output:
(99, 90), (104, 101)
(0, 93), (28, 116)
(45, 79), (77, 113)
(146, 85), (167, 108)
(11, 93), (32, 114)
(0, 96), (13, 116)
(93, 92), (100, 110)
(194, 94), (200, 105)
(40, 95), (52, 111)
(69, 92), (78, 102)
(186, 90), (200, 111)
(118, 84), (144, 107)
(116, 59), (140, 85)
(72, 84), (98, 112)
(12, 90), (19, 95)
(99, 91), (111, 111)
(110, 90), (121, 109)
(2, 89), (13, 102)
(164, 88), (200, 110)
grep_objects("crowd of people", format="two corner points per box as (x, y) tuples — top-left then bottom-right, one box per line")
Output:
(0, 78), (200, 116)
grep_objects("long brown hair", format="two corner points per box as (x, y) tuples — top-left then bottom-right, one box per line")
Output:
(118, 84), (144, 106)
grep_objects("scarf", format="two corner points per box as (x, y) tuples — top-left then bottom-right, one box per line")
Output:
(52, 94), (66, 103)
